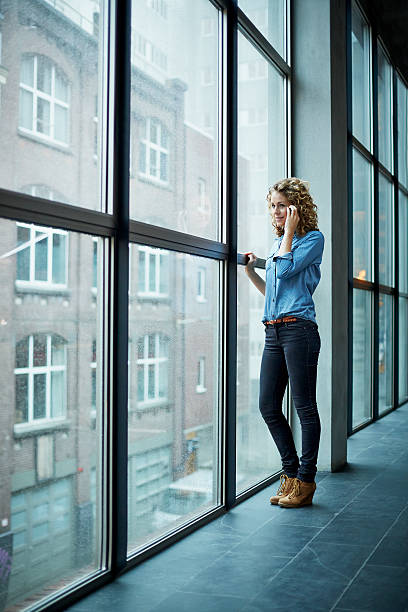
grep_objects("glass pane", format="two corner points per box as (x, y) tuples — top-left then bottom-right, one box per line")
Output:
(37, 56), (52, 94)
(399, 297), (408, 402)
(93, 240), (98, 289)
(37, 97), (51, 135)
(397, 77), (408, 188)
(51, 336), (65, 366)
(378, 173), (393, 286)
(19, 88), (33, 130)
(16, 337), (29, 369)
(17, 225), (31, 281)
(353, 148), (373, 281)
(21, 54), (34, 87)
(52, 233), (66, 284)
(149, 253), (156, 292)
(379, 293), (393, 415)
(377, 45), (393, 171)
(399, 191), (408, 293)
(1, 218), (104, 608)
(55, 69), (69, 102)
(238, 0), (286, 59)
(128, 246), (220, 553)
(351, 2), (371, 150)
(236, 268), (283, 492)
(352, 289), (372, 428)
(33, 373), (46, 419)
(33, 335), (47, 367)
(0, 2), (105, 210)
(34, 231), (48, 281)
(237, 33), (285, 255)
(15, 374), (29, 424)
(159, 253), (169, 293)
(130, 0), (220, 240)
(51, 371), (65, 418)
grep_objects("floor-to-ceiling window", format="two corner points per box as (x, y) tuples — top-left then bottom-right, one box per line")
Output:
(235, 0), (289, 495)
(0, 1), (107, 609)
(349, 0), (407, 431)
(397, 79), (408, 405)
(0, 1), (290, 609)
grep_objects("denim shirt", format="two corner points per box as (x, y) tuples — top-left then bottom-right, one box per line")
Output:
(262, 230), (324, 323)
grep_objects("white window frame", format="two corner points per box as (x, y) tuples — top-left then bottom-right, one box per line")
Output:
(14, 334), (67, 431)
(19, 54), (70, 146)
(139, 118), (169, 184)
(137, 333), (168, 404)
(197, 266), (207, 302)
(15, 222), (68, 290)
(196, 356), (206, 393)
(137, 245), (169, 297)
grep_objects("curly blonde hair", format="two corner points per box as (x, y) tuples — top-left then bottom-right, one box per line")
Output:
(266, 177), (319, 237)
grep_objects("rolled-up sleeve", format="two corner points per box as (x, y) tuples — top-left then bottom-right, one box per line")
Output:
(272, 231), (324, 279)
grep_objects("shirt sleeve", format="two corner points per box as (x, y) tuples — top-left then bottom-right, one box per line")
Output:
(272, 231), (324, 279)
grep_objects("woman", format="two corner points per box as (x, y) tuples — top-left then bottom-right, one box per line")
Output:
(245, 177), (324, 508)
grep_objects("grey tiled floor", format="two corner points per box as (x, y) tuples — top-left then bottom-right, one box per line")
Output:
(67, 403), (408, 612)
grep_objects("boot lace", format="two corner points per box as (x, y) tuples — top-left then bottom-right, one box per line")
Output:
(287, 478), (301, 499)
(276, 474), (289, 495)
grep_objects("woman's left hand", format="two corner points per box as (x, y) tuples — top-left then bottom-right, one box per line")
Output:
(284, 205), (299, 234)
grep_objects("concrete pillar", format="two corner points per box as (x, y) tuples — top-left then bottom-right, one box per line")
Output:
(291, 0), (349, 472)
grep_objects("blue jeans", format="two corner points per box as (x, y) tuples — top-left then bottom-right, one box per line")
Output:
(259, 318), (321, 483)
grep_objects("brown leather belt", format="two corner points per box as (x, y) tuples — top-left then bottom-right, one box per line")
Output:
(264, 316), (298, 326)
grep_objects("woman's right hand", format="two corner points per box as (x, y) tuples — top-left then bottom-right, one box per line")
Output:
(245, 252), (257, 274)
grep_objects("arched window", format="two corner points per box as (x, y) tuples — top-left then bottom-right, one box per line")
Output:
(136, 333), (169, 403)
(19, 54), (70, 144)
(15, 334), (67, 426)
(139, 117), (169, 183)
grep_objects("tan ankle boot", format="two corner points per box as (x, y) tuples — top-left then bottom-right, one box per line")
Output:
(278, 478), (316, 508)
(269, 474), (297, 505)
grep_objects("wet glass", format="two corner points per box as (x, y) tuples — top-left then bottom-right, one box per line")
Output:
(127, 244), (221, 554)
(0, 217), (104, 609)
(0, 1), (105, 210)
(129, 0), (220, 240)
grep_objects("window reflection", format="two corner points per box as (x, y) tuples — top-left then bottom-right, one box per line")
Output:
(128, 246), (220, 553)
(351, 3), (371, 150)
(378, 294), (393, 414)
(353, 149), (373, 281)
(1, 219), (103, 609)
(352, 290), (372, 428)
